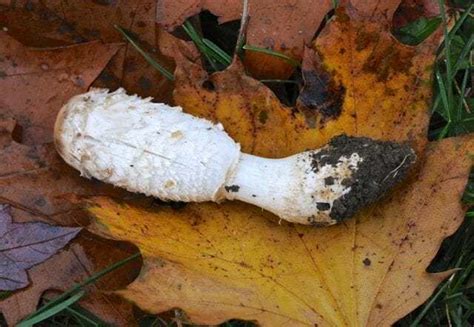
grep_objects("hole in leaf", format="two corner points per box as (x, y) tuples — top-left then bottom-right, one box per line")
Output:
(312, 8), (336, 41)
(200, 11), (240, 57)
(172, 11), (240, 73)
(391, 0), (441, 45)
(262, 69), (302, 107)
(11, 123), (23, 144)
(202, 79), (216, 91)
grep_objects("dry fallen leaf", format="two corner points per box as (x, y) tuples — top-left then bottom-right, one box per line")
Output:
(0, 33), (141, 323)
(0, 0), (176, 103)
(88, 136), (473, 326)
(0, 205), (80, 291)
(85, 2), (473, 326)
(0, 32), (120, 145)
(156, 0), (334, 79)
(0, 240), (140, 326)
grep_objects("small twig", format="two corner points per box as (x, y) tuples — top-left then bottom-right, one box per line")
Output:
(235, 0), (249, 55)
(114, 25), (175, 81)
(173, 309), (184, 327)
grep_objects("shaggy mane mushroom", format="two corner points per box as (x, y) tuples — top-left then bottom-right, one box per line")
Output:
(55, 88), (416, 225)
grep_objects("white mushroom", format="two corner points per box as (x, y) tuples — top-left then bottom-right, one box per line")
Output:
(55, 88), (415, 225)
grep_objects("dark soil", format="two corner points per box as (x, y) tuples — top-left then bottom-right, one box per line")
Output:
(310, 134), (416, 222)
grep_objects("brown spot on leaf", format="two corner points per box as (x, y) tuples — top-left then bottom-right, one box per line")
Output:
(362, 43), (413, 82)
(297, 48), (345, 126)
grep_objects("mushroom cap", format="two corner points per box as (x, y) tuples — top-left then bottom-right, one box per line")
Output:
(55, 88), (241, 202)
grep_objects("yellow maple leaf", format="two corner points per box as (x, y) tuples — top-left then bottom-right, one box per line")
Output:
(86, 3), (473, 326)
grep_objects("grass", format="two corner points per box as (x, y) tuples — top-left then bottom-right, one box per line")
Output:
(5, 1), (472, 326)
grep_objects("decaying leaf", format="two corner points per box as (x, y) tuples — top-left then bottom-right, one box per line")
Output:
(156, 0), (334, 78)
(0, 205), (80, 291)
(0, 32), (120, 145)
(0, 0), (176, 103)
(88, 136), (473, 326)
(172, 6), (440, 157)
(0, 33), (141, 322)
(0, 240), (140, 326)
(0, 118), (127, 228)
(84, 2), (473, 326)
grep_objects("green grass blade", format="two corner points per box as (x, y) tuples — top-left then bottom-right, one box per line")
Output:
(21, 252), (140, 321)
(456, 68), (470, 122)
(183, 21), (220, 71)
(448, 4), (473, 37)
(394, 17), (442, 45)
(115, 25), (175, 81)
(436, 70), (451, 121)
(18, 290), (85, 327)
(450, 34), (474, 79)
(409, 281), (450, 327)
(64, 304), (108, 326)
(202, 38), (232, 66)
(242, 44), (301, 67)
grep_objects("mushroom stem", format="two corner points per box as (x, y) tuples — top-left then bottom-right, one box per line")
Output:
(55, 88), (416, 225)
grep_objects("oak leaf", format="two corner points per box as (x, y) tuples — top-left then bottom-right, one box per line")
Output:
(0, 205), (80, 291)
(85, 2), (472, 326)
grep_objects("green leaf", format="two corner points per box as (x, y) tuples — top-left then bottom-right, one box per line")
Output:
(114, 25), (175, 81)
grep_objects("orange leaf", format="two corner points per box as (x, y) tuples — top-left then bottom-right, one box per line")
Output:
(84, 3), (472, 326)
(88, 136), (473, 326)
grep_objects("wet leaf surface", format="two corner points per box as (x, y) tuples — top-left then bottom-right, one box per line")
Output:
(0, 0), (176, 103)
(0, 32), (121, 145)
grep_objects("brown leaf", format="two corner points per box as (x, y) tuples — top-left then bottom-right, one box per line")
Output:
(0, 32), (120, 145)
(1, 0), (176, 103)
(0, 119), (141, 323)
(0, 238), (140, 326)
(0, 32), (142, 323)
(156, 0), (334, 79)
(0, 204), (80, 291)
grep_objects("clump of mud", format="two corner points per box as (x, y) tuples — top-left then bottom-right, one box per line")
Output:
(311, 134), (416, 222)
